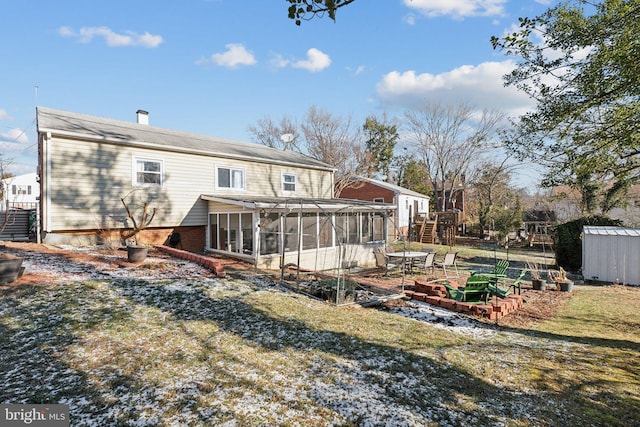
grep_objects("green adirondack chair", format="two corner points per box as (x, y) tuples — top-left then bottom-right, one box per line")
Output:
(469, 259), (509, 278)
(466, 259), (509, 289)
(444, 281), (490, 302)
(485, 269), (528, 300)
(443, 282), (464, 301)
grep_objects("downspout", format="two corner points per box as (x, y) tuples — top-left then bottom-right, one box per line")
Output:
(41, 131), (52, 236)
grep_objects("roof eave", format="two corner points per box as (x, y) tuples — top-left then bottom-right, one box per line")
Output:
(38, 127), (336, 172)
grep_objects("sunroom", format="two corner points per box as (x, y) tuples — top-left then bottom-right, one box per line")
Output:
(201, 195), (395, 272)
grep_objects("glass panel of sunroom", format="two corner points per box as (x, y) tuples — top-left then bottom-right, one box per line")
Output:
(347, 213), (358, 244)
(302, 213), (318, 250)
(260, 212), (280, 255)
(228, 213), (240, 253)
(361, 213), (372, 243)
(209, 214), (219, 250)
(373, 213), (385, 241)
(319, 214), (333, 248)
(241, 213), (253, 254)
(284, 213), (299, 252)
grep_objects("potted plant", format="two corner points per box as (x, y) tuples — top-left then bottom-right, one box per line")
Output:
(121, 192), (157, 263)
(549, 267), (574, 292)
(527, 261), (546, 291)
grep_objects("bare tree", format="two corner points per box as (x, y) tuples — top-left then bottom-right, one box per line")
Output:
(404, 102), (505, 212)
(468, 158), (522, 240)
(248, 106), (369, 195)
(120, 189), (157, 246)
(247, 116), (301, 151)
(301, 105), (368, 193)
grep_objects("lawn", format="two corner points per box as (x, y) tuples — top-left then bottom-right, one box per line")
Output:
(1, 244), (638, 426)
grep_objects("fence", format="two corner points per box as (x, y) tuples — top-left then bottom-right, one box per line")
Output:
(0, 203), (38, 241)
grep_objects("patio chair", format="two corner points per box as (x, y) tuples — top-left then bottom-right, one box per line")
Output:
(485, 281), (512, 299)
(442, 281), (488, 302)
(504, 269), (527, 295)
(470, 259), (509, 278)
(414, 251), (436, 276)
(466, 259), (509, 289)
(373, 249), (399, 276)
(435, 252), (459, 278)
(443, 282), (464, 301)
(482, 269), (528, 301)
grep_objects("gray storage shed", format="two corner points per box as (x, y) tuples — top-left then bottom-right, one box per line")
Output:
(582, 226), (640, 285)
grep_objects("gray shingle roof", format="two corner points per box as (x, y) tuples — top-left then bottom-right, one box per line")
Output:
(36, 106), (334, 171)
(347, 177), (431, 199)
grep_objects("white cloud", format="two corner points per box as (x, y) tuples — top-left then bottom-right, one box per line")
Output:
(346, 65), (365, 76)
(58, 26), (163, 48)
(198, 43), (257, 68)
(403, 14), (417, 25)
(0, 109), (11, 121)
(268, 53), (290, 70)
(375, 60), (534, 118)
(403, 0), (507, 19)
(292, 48), (331, 72)
(1, 128), (29, 145)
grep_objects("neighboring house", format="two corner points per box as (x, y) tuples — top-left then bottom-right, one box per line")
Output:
(434, 182), (467, 215)
(337, 177), (430, 239)
(37, 107), (394, 271)
(550, 186), (584, 222)
(1, 172), (39, 208)
(552, 185), (640, 226)
(522, 209), (556, 246)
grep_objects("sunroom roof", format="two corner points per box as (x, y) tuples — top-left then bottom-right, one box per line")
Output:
(201, 195), (395, 212)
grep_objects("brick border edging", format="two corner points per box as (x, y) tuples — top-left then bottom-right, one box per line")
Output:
(407, 278), (525, 320)
(156, 245), (225, 277)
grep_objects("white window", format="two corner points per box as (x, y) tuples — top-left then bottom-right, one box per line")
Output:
(133, 157), (163, 187)
(216, 166), (245, 190)
(373, 197), (385, 203)
(282, 173), (297, 192)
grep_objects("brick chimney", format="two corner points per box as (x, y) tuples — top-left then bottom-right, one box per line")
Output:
(136, 109), (149, 125)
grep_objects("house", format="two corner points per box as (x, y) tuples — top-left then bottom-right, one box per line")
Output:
(1, 172), (39, 208)
(582, 226), (640, 285)
(36, 107), (394, 271)
(551, 184), (640, 226)
(336, 177), (430, 240)
(0, 172), (39, 241)
(522, 209), (556, 246)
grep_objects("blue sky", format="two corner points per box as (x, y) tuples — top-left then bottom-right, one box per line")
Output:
(0, 0), (556, 187)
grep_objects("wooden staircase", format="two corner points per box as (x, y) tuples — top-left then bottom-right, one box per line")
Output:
(416, 215), (438, 244)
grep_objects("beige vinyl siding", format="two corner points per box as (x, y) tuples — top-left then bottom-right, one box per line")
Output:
(46, 136), (333, 231)
(212, 158), (332, 199)
(47, 137), (211, 230)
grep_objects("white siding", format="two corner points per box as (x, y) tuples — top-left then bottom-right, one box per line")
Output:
(1, 172), (39, 205)
(396, 195), (430, 228)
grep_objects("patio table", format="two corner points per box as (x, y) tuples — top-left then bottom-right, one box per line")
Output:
(386, 251), (429, 275)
